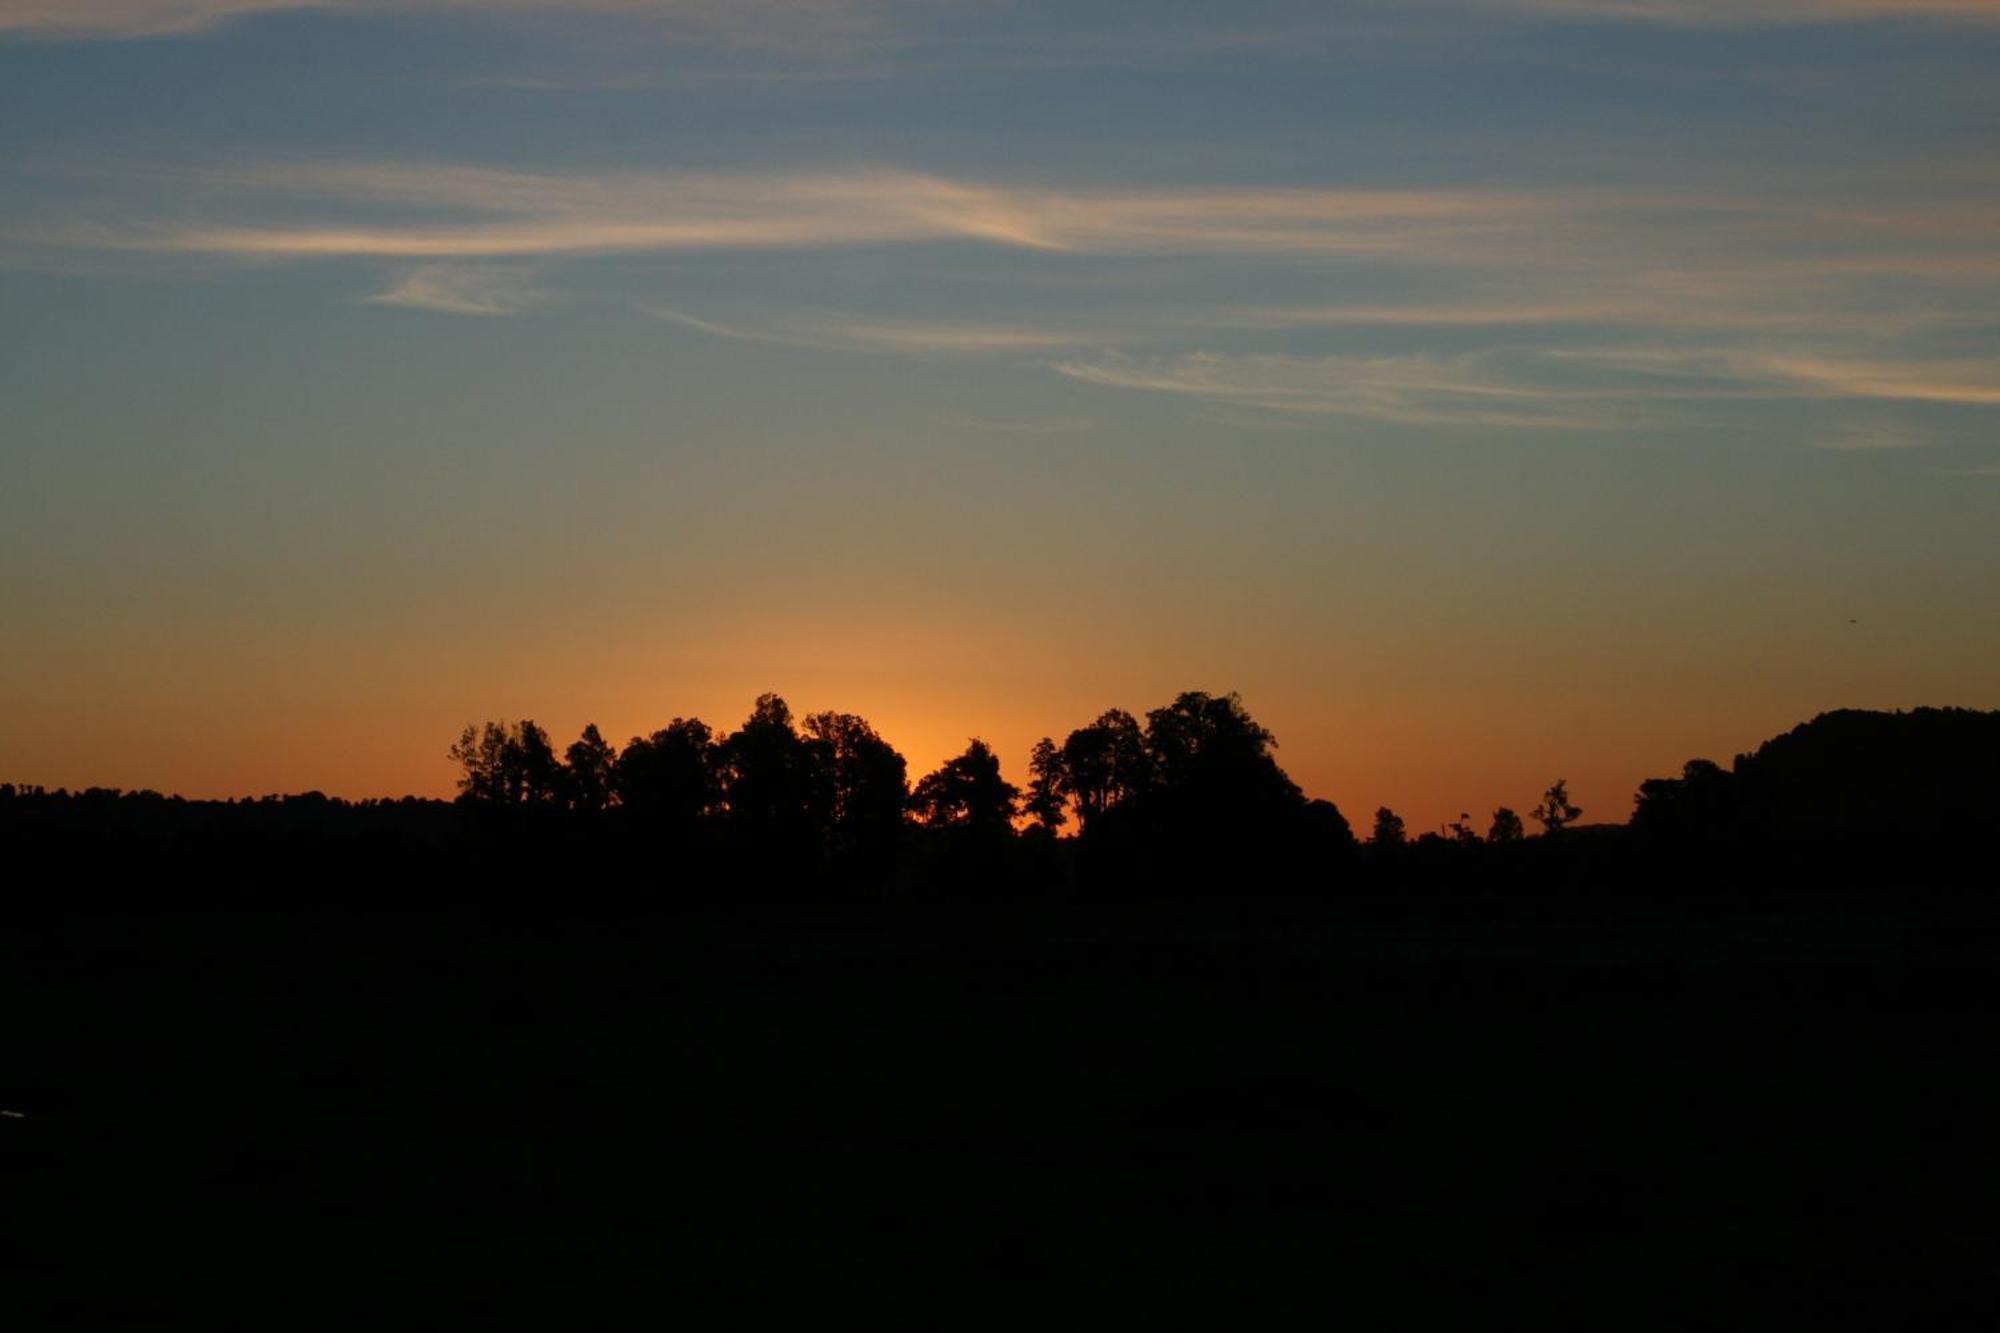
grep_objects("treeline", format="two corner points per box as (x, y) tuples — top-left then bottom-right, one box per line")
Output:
(4, 700), (1994, 902)
(437, 690), (1356, 894)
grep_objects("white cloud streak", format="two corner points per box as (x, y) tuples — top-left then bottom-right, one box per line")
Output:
(16, 158), (1997, 439)
(92, 163), (1562, 261)
(0, 0), (901, 46)
(1548, 346), (2000, 405)
(635, 303), (1095, 355)
(1054, 344), (2000, 428)
(1051, 351), (1637, 430)
(42, 164), (1993, 317)
(361, 263), (542, 314)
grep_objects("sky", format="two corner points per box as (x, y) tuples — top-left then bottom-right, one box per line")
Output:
(3, 0), (1998, 832)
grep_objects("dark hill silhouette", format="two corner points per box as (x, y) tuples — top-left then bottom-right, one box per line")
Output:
(1634, 707), (2000, 874)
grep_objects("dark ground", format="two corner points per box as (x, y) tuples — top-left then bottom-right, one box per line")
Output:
(7, 887), (1999, 1326)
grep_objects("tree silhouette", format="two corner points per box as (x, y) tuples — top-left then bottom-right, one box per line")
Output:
(510, 721), (562, 804)
(801, 710), (908, 858)
(1141, 691), (1297, 818)
(1058, 709), (1148, 832)
(1370, 807), (1407, 848)
(1488, 806), (1525, 843)
(612, 718), (718, 829)
(448, 720), (561, 806)
(1024, 737), (1068, 833)
(1304, 798), (1356, 849)
(910, 739), (1019, 832)
(563, 724), (617, 813)
(715, 694), (821, 844)
(448, 722), (511, 805)
(1532, 779), (1582, 836)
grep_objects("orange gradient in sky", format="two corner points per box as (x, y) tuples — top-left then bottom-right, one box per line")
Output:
(8, 595), (1994, 837)
(5, 0), (2000, 845)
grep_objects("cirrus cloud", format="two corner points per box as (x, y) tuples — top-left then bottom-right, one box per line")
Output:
(0, 0), (903, 45)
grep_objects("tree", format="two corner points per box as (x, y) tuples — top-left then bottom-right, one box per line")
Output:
(715, 694), (820, 841)
(1304, 798), (1357, 849)
(1487, 806), (1526, 843)
(1024, 736), (1068, 833)
(1532, 779), (1582, 836)
(507, 721), (561, 804)
(448, 719), (561, 806)
(1632, 758), (1738, 846)
(563, 723), (617, 813)
(1141, 691), (1297, 818)
(1369, 806), (1407, 848)
(910, 739), (1019, 832)
(612, 718), (718, 828)
(1445, 812), (1481, 846)
(1059, 709), (1148, 831)
(449, 722), (512, 805)
(801, 710), (908, 856)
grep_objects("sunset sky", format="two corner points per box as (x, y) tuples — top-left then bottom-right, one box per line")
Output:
(4, 0), (1998, 831)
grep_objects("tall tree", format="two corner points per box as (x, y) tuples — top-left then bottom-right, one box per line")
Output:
(563, 723), (617, 813)
(448, 722), (512, 805)
(910, 739), (1019, 832)
(448, 719), (561, 806)
(802, 710), (908, 856)
(715, 694), (821, 843)
(1024, 736), (1069, 833)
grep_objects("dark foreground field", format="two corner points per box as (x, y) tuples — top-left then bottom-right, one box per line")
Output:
(7, 890), (1999, 1326)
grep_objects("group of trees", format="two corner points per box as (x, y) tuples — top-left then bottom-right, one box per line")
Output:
(450, 695), (917, 870)
(14, 703), (1986, 899)
(444, 689), (1602, 886)
(449, 690), (1324, 847)
(1360, 782), (1577, 853)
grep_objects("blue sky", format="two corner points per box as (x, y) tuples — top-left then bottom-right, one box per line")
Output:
(3, 0), (1998, 826)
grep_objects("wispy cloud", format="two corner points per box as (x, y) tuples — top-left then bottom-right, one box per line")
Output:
(1054, 344), (2000, 428)
(0, 0), (315, 37)
(361, 263), (542, 315)
(636, 303), (1095, 355)
(12, 0), (2000, 42)
(103, 165), (1065, 257)
(634, 304), (778, 343)
(1492, 0), (2000, 26)
(1550, 346), (2000, 405)
(0, 0), (902, 47)
(1813, 424), (1932, 451)
(1051, 351), (1636, 430)
(1223, 293), (1967, 338)
(43, 162), (1999, 305)
(15, 156), (1999, 446)
(87, 163), (1568, 262)
(819, 320), (1087, 353)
